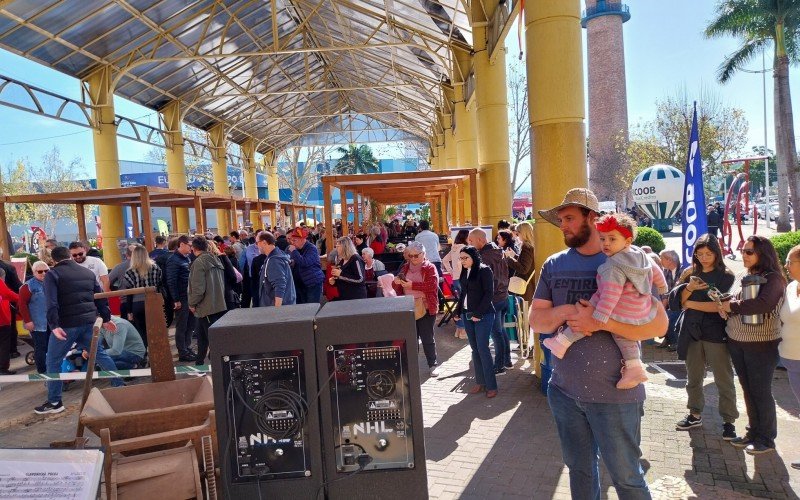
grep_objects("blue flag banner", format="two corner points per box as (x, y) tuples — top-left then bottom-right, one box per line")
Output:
(681, 102), (708, 266)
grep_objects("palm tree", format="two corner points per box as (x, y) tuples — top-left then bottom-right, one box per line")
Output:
(333, 144), (380, 174)
(706, 0), (800, 231)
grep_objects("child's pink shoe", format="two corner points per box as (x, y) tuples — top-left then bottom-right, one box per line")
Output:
(616, 361), (648, 389)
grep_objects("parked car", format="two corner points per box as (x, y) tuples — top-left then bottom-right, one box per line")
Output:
(757, 203), (793, 221)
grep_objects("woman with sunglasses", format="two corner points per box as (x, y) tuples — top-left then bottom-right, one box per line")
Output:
(392, 241), (441, 377)
(780, 244), (800, 469)
(18, 261), (50, 375)
(454, 246), (497, 397)
(670, 234), (738, 439)
(717, 235), (787, 455)
(330, 236), (367, 301)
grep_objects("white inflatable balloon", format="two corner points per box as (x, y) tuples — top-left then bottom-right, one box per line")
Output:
(631, 164), (685, 220)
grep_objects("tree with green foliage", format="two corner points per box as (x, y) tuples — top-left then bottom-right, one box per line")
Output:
(0, 160), (35, 227)
(1, 147), (92, 236)
(706, 0), (800, 232)
(737, 146), (778, 195)
(621, 87), (749, 203)
(334, 145), (379, 175)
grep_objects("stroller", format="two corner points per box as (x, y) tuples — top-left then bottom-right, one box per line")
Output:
(16, 320), (36, 366)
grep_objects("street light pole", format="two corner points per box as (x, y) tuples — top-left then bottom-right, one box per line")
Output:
(763, 49), (771, 229)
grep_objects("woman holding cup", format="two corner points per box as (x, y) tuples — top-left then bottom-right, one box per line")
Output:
(718, 235), (787, 455)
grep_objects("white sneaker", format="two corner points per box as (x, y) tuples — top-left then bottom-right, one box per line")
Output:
(429, 366), (441, 377)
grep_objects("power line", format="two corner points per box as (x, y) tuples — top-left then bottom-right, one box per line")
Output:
(0, 129), (89, 146)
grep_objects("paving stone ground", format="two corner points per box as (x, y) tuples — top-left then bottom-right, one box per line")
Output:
(421, 329), (800, 500)
(1, 227), (799, 499)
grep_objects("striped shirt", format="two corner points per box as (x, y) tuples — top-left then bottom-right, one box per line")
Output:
(124, 264), (163, 306)
(726, 271), (785, 343)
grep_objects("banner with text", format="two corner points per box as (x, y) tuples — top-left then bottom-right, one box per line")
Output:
(681, 102), (708, 266)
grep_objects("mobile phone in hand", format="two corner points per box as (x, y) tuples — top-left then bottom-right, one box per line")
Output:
(690, 276), (706, 286)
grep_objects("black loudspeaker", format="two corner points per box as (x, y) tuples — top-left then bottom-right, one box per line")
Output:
(209, 305), (323, 499)
(314, 297), (429, 500)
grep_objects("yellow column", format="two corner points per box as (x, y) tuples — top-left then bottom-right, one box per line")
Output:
(442, 104), (458, 226)
(473, 0), (511, 227)
(454, 48), (478, 225)
(241, 138), (258, 200)
(443, 109), (456, 169)
(526, 0), (587, 267)
(264, 150), (279, 201)
(441, 93), (461, 225)
(160, 101), (189, 232)
(85, 67), (123, 267)
(429, 136), (440, 171)
(434, 114), (446, 172)
(208, 123), (230, 235)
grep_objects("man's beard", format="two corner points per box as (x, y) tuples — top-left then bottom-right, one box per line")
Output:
(564, 219), (592, 248)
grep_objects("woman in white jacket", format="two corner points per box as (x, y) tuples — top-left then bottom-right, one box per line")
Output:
(442, 229), (469, 339)
(781, 244), (800, 469)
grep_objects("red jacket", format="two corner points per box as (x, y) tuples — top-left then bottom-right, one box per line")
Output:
(369, 239), (386, 255)
(0, 280), (19, 327)
(392, 260), (439, 316)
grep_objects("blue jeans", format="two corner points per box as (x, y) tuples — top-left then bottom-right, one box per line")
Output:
(450, 280), (464, 328)
(492, 299), (510, 370)
(46, 324), (124, 403)
(548, 384), (650, 500)
(110, 351), (143, 370)
(464, 312), (497, 390)
(665, 310), (680, 346)
(304, 282), (323, 304)
(31, 330), (50, 374)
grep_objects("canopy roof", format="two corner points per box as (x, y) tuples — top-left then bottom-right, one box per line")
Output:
(322, 168), (476, 204)
(0, 0), (476, 152)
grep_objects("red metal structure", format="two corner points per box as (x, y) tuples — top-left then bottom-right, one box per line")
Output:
(719, 157), (767, 258)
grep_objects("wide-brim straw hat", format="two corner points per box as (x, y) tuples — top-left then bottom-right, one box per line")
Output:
(537, 188), (600, 227)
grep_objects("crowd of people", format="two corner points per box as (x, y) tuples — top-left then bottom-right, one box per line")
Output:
(2, 185), (800, 496)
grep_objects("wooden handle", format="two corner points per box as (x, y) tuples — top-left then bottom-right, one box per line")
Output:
(94, 287), (157, 299)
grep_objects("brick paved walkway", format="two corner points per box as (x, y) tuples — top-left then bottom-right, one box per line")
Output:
(422, 326), (800, 499)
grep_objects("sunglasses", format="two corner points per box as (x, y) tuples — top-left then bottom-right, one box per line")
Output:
(71, 252), (85, 258)
(459, 256), (470, 261)
(407, 253), (422, 258)
(36, 270), (48, 275)
(740, 249), (756, 256)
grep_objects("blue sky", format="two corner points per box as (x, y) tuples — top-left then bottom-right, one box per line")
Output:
(0, 0), (795, 176)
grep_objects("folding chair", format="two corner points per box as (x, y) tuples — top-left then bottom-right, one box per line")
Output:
(504, 295), (519, 341)
(438, 274), (459, 327)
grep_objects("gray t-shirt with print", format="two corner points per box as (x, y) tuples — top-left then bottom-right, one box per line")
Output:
(534, 247), (646, 404)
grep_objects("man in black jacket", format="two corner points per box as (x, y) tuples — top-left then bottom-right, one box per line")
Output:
(35, 246), (123, 414)
(166, 235), (196, 361)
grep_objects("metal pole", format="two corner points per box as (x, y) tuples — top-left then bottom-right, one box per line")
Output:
(763, 49), (771, 229)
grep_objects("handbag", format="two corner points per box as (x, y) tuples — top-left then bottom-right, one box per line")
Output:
(414, 297), (428, 320)
(508, 269), (535, 296)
